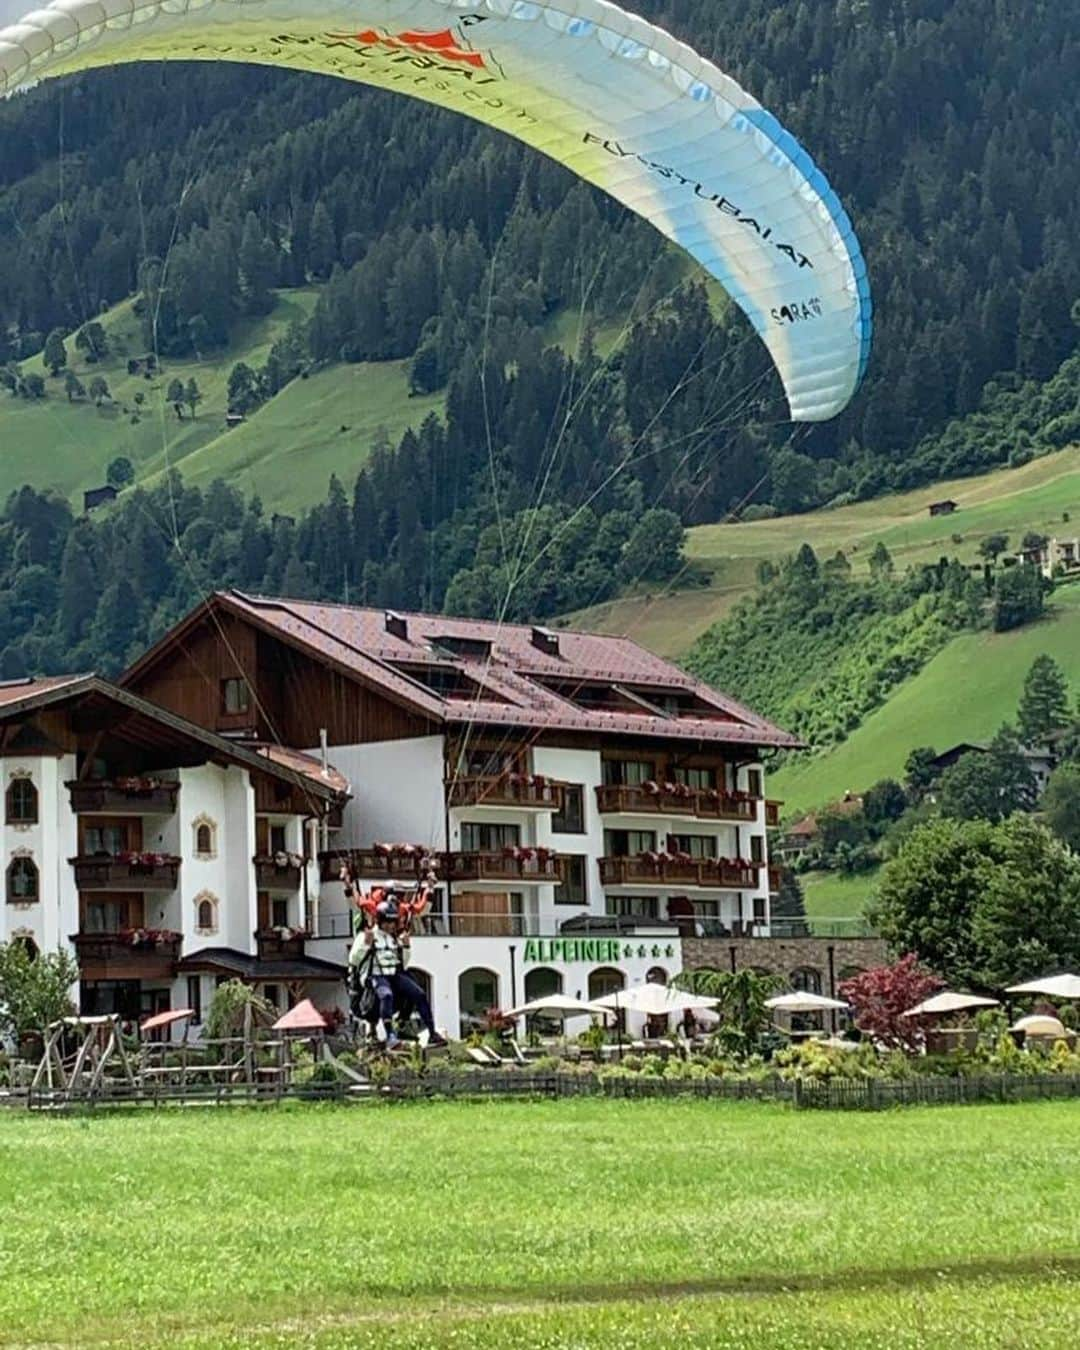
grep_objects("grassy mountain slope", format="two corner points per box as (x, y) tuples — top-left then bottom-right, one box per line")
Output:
(2, 290), (633, 515)
(571, 446), (1080, 656)
(771, 583), (1080, 814)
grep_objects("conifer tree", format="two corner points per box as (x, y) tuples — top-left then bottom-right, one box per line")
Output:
(1017, 654), (1071, 745)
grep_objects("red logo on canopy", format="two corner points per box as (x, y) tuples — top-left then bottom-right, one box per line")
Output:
(337, 27), (491, 71)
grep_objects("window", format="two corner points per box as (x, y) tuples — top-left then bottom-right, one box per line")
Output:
(221, 677), (251, 715)
(195, 893), (219, 934)
(271, 898), (289, 928)
(270, 824), (287, 855)
(552, 784), (585, 834)
(458, 746), (517, 777)
(672, 766), (716, 790)
(524, 967), (563, 1002)
(753, 895), (767, 923)
(603, 829), (656, 857)
(187, 976), (203, 1024)
(666, 833), (717, 858)
(193, 817), (217, 858)
(750, 835), (765, 863)
(645, 966), (668, 985)
(83, 823), (130, 856)
(605, 895), (659, 919)
(6, 778), (38, 824)
(458, 967), (500, 1036)
(262, 983), (281, 1011)
(747, 769), (763, 798)
(601, 759), (656, 787)
(84, 899), (133, 932)
(791, 967), (822, 995)
(461, 821), (520, 852)
(555, 855), (587, 905)
(588, 967), (625, 1000)
(6, 857), (38, 903)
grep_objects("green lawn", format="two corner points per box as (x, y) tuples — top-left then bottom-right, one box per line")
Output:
(772, 582), (1080, 814)
(1, 1099), (1077, 1347)
(568, 447), (1080, 658)
(801, 868), (880, 928)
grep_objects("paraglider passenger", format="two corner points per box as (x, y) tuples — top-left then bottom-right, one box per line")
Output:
(360, 898), (446, 1048)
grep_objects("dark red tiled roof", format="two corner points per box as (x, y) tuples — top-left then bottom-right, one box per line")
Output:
(216, 592), (797, 749)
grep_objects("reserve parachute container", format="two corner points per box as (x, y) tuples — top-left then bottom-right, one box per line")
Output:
(0, 0), (871, 420)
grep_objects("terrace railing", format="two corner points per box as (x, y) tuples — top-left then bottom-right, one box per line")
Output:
(447, 775), (565, 811)
(597, 855), (760, 889)
(442, 851), (562, 884)
(66, 779), (180, 815)
(318, 849), (433, 884)
(595, 783), (758, 822)
(70, 855), (181, 891)
(72, 931), (182, 980)
(253, 857), (303, 890)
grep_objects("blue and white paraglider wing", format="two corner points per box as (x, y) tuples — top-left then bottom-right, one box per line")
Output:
(0, 0), (871, 421)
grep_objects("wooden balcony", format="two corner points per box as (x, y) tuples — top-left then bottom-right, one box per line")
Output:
(70, 855), (180, 891)
(447, 775), (564, 811)
(318, 849), (434, 884)
(764, 800), (783, 827)
(253, 857), (303, 890)
(72, 931), (181, 981)
(255, 929), (308, 961)
(66, 780), (179, 815)
(595, 783), (757, 822)
(597, 855), (760, 889)
(443, 851), (562, 885)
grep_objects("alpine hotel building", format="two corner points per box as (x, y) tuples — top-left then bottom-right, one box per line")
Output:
(2, 590), (815, 1036)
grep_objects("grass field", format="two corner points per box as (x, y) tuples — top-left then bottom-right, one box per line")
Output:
(572, 446), (1080, 657)
(771, 581), (1080, 814)
(800, 868), (881, 926)
(1, 1098), (1077, 1347)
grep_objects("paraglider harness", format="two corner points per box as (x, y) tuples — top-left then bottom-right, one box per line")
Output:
(346, 887), (427, 1039)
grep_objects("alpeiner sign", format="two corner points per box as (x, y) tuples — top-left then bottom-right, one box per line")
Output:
(523, 938), (678, 964)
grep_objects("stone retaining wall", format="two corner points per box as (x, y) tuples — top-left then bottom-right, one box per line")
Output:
(682, 935), (889, 1000)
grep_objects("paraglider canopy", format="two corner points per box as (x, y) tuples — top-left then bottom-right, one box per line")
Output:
(0, 0), (871, 422)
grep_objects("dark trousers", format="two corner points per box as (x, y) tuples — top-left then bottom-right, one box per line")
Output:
(373, 972), (436, 1034)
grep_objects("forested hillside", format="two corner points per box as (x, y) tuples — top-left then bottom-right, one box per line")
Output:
(0, 1), (1078, 674)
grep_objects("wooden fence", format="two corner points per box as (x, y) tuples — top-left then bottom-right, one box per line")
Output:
(6, 1070), (1080, 1112)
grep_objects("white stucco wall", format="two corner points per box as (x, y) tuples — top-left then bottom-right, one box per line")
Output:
(2, 753), (78, 957)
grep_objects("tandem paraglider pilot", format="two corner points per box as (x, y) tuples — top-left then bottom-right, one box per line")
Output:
(350, 896), (446, 1049)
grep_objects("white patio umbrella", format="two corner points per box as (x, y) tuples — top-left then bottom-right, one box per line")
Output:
(1006, 973), (1080, 1000)
(900, 991), (999, 1018)
(1010, 1013), (1067, 1038)
(765, 991), (849, 1013)
(591, 984), (720, 1016)
(504, 994), (609, 1020)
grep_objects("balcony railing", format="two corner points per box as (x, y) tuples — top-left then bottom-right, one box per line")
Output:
(318, 849), (434, 884)
(424, 909), (543, 937)
(597, 854), (760, 889)
(443, 851), (562, 884)
(447, 775), (564, 811)
(253, 857), (303, 890)
(66, 779), (180, 815)
(595, 783), (757, 822)
(70, 855), (181, 891)
(254, 929), (309, 960)
(72, 931), (182, 980)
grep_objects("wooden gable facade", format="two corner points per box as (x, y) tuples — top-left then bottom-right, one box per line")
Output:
(122, 604), (437, 749)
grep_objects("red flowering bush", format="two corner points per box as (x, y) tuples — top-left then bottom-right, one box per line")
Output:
(839, 954), (944, 1052)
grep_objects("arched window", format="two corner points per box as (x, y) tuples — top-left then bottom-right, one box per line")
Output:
(6, 778), (38, 825)
(791, 967), (822, 995)
(13, 932), (38, 961)
(7, 857), (38, 903)
(408, 968), (433, 1008)
(588, 966), (625, 1001)
(192, 816), (217, 859)
(195, 892), (219, 935)
(524, 967), (563, 1002)
(458, 967), (499, 1037)
(645, 966), (668, 985)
